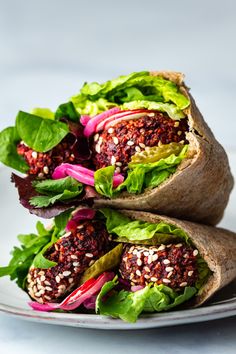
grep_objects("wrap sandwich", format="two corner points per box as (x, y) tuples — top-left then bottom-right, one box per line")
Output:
(1, 208), (236, 323)
(0, 71), (233, 225)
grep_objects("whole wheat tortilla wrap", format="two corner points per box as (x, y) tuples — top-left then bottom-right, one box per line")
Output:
(118, 209), (236, 306)
(95, 71), (234, 226)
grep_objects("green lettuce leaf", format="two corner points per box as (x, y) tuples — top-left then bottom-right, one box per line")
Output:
(71, 71), (190, 119)
(29, 177), (83, 207)
(196, 256), (212, 291)
(16, 111), (69, 152)
(96, 277), (196, 323)
(0, 127), (28, 172)
(80, 244), (123, 284)
(0, 221), (61, 289)
(94, 146), (188, 198)
(100, 209), (189, 243)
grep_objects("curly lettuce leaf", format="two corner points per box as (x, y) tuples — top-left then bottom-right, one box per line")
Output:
(96, 277), (196, 323)
(0, 127), (28, 172)
(31, 108), (55, 119)
(100, 209), (189, 243)
(94, 145), (188, 198)
(71, 71), (189, 119)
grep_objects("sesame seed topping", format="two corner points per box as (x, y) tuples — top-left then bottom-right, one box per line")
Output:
(63, 271), (71, 277)
(44, 281), (51, 286)
(45, 286), (53, 291)
(40, 275), (46, 282)
(38, 173), (44, 178)
(193, 250), (199, 256)
(144, 266), (150, 273)
(94, 133), (99, 142)
(163, 278), (171, 284)
(139, 142), (146, 148)
(144, 251), (149, 257)
(175, 243), (183, 248)
(111, 155), (116, 165)
(163, 259), (170, 265)
(177, 130), (182, 136)
(167, 271), (173, 278)
(148, 112), (155, 117)
(180, 282), (188, 287)
(73, 262), (80, 267)
(89, 260), (95, 266)
(127, 140), (134, 146)
(69, 278), (74, 284)
(144, 274), (150, 279)
(174, 121), (180, 127)
(85, 253), (94, 258)
(157, 245), (166, 251)
(43, 166), (49, 174)
(95, 144), (101, 153)
(130, 273), (134, 279)
(116, 161), (122, 166)
(31, 151), (38, 159)
(112, 136), (119, 145)
(135, 146), (141, 152)
(166, 266), (174, 272)
(136, 252), (141, 259)
(98, 137), (103, 145)
(108, 127), (114, 134)
(44, 295), (51, 301)
(136, 269), (141, 276)
(137, 259), (142, 266)
(148, 256), (153, 264)
(149, 249), (154, 255)
(152, 254), (158, 262)
(188, 271), (194, 276)
(71, 255), (77, 260)
(115, 167), (121, 173)
(56, 276), (61, 283)
(150, 277), (158, 282)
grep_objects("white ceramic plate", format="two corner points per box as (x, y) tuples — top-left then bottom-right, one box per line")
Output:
(0, 152), (236, 330)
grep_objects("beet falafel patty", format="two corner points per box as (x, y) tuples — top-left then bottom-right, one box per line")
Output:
(27, 220), (110, 303)
(92, 112), (189, 173)
(17, 134), (77, 178)
(119, 243), (198, 290)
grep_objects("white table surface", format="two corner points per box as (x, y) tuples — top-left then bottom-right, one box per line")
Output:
(1, 0), (236, 352)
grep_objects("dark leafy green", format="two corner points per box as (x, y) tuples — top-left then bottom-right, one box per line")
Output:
(29, 177), (83, 207)
(55, 102), (80, 122)
(0, 221), (62, 289)
(16, 111), (69, 152)
(0, 127), (28, 172)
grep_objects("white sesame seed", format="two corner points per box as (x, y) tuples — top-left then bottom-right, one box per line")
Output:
(188, 271), (194, 277)
(174, 121), (180, 127)
(70, 153), (75, 158)
(183, 253), (188, 258)
(144, 266), (150, 273)
(45, 286), (53, 291)
(137, 259), (142, 266)
(177, 130), (182, 136)
(69, 278), (74, 284)
(166, 266), (174, 272)
(149, 249), (154, 255)
(108, 127), (114, 134)
(144, 251), (149, 257)
(136, 269), (142, 276)
(56, 276), (61, 283)
(112, 136), (119, 145)
(73, 262), (80, 267)
(94, 133), (99, 142)
(130, 273), (134, 279)
(193, 249), (199, 257)
(95, 144), (101, 153)
(116, 161), (122, 167)
(85, 253), (93, 258)
(36, 278), (41, 285)
(33, 285), (37, 293)
(31, 151), (38, 159)
(139, 143), (146, 149)
(43, 166), (49, 174)
(71, 255), (78, 260)
(38, 173), (44, 178)
(59, 274), (64, 279)
(135, 146), (141, 153)
(89, 260), (95, 266)
(150, 277), (158, 282)
(148, 112), (155, 117)
(163, 259), (170, 265)
(127, 140), (134, 146)
(63, 271), (71, 277)
(163, 278), (171, 284)
(35, 292), (42, 297)
(129, 246), (134, 253)
(40, 275), (46, 282)
(61, 232), (71, 238)
(167, 271), (173, 278)
(111, 155), (116, 165)
(58, 284), (66, 291)
(180, 282), (188, 287)
(133, 249), (138, 255)
(175, 243), (183, 248)
(167, 244), (173, 248)
(44, 281), (51, 286)
(148, 256), (153, 264)
(144, 274), (150, 279)
(44, 295), (51, 301)
(115, 167), (121, 173)
(98, 137), (103, 145)
(157, 245), (166, 251)
(136, 252), (141, 259)
(152, 254), (158, 262)
(77, 225), (84, 230)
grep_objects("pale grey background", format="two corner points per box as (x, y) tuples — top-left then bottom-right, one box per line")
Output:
(0, 0), (236, 353)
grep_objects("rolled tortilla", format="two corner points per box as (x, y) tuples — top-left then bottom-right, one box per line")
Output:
(117, 209), (236, 306)
(95, 71), (234, 225)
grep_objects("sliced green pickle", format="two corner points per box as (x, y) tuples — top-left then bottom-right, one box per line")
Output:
(130, 142), (185, 165)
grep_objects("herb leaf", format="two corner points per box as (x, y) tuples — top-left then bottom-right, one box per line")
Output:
(16, 111), (69, 152)
(55, 102), (80, 122)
